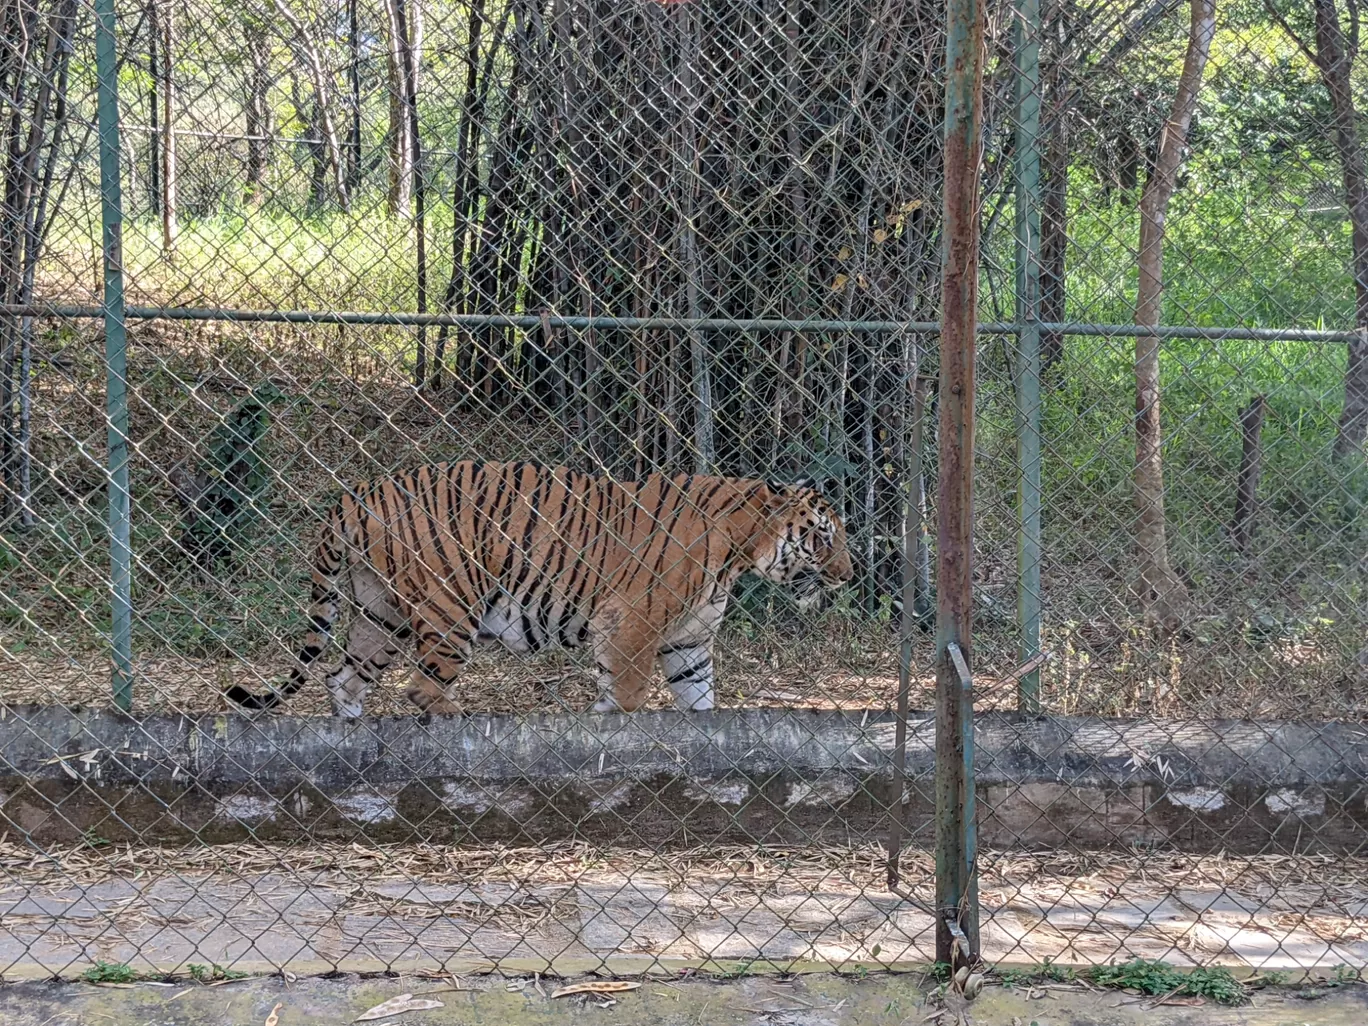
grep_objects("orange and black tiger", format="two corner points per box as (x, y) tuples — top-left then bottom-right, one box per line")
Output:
(225, 460), (852, 718)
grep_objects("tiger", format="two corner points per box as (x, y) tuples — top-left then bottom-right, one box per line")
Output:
(224, 460), (852, 719)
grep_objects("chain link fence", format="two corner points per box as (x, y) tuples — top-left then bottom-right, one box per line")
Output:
(0, 0), (1364, 989)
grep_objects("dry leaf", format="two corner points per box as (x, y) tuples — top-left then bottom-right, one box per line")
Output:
(836, 246), (852, 260)
(830, 273), (849, 291)
(902, 198), (923, 211)
(551, 981), (642, 998)
(1157, 996), (1205, 1007)
(873, 228), (890, 244)
(354, 993), (445, 1021)
(264, 1001), (283, 1026)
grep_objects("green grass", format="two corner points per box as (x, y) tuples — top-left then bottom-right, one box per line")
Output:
(81, 961), (137, 984)
(187, 963), (249, 983)
(1085, 959), (1247, 1005)
(997, 957), (1075, 987)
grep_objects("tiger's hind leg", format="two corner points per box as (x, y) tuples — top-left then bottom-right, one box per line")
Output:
(324, 567), (408, 719)
(405, 603), (477, 718)
(658, 643), (716, 712)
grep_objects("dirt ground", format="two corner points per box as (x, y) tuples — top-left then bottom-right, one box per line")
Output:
(6, 320), (1368, 724)
(0, 971), (1363, 1026)
(2, 624), (1365, 722)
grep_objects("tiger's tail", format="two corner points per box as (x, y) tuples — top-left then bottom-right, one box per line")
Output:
(224, 502), (348, 711)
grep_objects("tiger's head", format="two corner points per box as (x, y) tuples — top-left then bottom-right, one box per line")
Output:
(748, 477), (854, 612)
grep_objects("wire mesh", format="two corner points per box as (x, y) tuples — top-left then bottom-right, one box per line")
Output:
(972, 0), (1368, 979)
(0, 0), (1363, 987)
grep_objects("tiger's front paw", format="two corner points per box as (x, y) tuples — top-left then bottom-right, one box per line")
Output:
(405, 684), (462, 718)
(590, 694), (621, 713)
(327, 690), (365, 720)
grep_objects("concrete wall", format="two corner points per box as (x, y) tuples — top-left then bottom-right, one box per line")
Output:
(0, 705), (1362, 853)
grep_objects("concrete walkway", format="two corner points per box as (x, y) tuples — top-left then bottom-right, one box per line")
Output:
(0, 971), (1363, 1026)
(0, 858), (1363, 980)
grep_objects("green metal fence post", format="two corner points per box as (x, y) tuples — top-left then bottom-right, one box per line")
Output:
(936, 0), (983, 971)
(95, 0), (133, 711)
(1014, 0), (1043, 713)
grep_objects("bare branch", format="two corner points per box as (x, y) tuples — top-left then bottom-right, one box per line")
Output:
(1263, 0), (1322, 68)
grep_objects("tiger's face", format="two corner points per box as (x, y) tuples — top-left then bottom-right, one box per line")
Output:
(755, 479), (854, 612)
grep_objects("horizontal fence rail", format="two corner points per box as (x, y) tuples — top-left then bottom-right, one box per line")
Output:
(1, 304), (1359, 341)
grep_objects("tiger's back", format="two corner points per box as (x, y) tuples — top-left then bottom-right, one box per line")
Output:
(226, 460), (852, 718)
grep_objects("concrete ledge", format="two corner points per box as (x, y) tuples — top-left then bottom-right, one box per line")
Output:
(0, 706), (1363, 853)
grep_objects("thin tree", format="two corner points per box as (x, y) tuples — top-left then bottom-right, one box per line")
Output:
(430, 0), (490, 389)
(1042, 0), (1192, 373)
(383, 0), (413, 217)
(347, 0), (361, 191)
(0, 0), (78, 528)
(1131, 0), (1214, 629)
(674, 2), (713, 472)
(269, 0), (349, 210)
(1039, 13), (1068, 371)
(243, 11), (272, 209)
(149, 0), (176, 251)
(395, 0), (426, 383)
(1266, 0), (1368, 457)
(147, 0), (159, 214)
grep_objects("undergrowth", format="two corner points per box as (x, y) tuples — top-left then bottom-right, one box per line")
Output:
(81, 962), (137, 984)
(187, 963), (249, 983)
(1085, 959), (1247, 1005)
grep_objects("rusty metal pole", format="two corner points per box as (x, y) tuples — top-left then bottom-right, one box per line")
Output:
(935, 0), (983, 971)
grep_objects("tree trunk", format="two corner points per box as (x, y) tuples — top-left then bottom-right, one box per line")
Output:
(383, 0), (412, 218)
(0, 0), (37, 523)
(675, 5), (712, 473)
(778, 0), (811, 443)
(347, 0), (361, 191)
(0, 0), (74, 527)
(148, 0), (160, 214)
(1131, 0), (1213, 630)
(243, 14), (270, 208)
(1039, 55), (1068, 371)
(431, 0), (491, 389)
(394, 0), (426, 384)
(158, 0), (176, 252)
(301, 88), (327, 209)
(1309, 0), (1368, 458)
(271, 0), (348, 210)
(1229, 394), (1266, 552)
